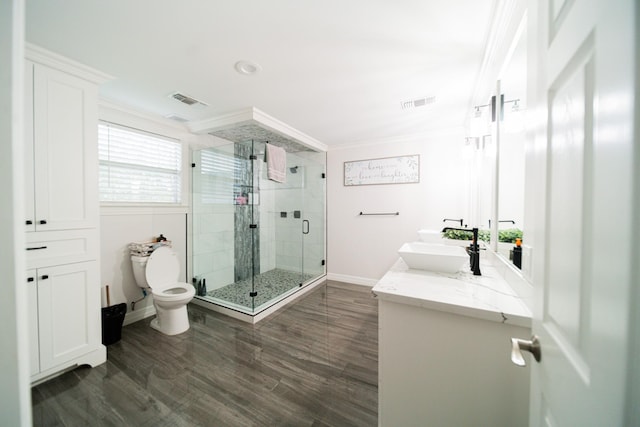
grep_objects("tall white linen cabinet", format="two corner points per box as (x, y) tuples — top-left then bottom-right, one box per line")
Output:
(24, 45), (110, 384)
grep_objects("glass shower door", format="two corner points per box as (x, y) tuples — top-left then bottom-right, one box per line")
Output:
(301, 151), (327, 282)
(251, 141), (304, 312)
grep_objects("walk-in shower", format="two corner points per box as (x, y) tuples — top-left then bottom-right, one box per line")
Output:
(190, 138), (326, 319)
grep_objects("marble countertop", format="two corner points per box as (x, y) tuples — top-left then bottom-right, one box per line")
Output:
(372, 258), (532, 328)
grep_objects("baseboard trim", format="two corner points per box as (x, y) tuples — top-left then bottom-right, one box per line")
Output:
(123, 304), (156, 326)
(326, 273), (377, 287)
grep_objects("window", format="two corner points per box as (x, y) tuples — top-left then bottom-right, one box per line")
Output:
(98, 122), (183, 204)
(199, 148), (244, 204)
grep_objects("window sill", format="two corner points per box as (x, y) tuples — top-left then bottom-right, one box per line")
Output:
(100, 204), (189, 216)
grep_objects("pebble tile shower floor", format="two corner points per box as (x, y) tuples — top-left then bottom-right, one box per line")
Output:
(207, 268), (315, 310)
(31, 281), (378, 426)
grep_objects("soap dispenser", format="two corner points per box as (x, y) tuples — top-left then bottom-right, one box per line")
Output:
(512, 238), (522, 269)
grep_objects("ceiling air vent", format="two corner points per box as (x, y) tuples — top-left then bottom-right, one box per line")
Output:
(400, 96), (436, 110)
(169, 92), (208, 107)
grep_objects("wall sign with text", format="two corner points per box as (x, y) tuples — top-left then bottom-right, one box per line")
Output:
(343, 155), (420, 186)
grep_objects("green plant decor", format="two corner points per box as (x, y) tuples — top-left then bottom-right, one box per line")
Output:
(441, 228), (522, 243)
(442, 229), (491, 242)
(498, 228), (523, 243)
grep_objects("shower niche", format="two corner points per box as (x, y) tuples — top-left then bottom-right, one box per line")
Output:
(190, 138), (326, 320)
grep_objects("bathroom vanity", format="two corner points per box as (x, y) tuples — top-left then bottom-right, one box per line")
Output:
(373, 255), (531, 426)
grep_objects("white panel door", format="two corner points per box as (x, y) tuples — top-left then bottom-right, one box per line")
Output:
(37, 261), (100, 371)
(32, 63), (98, 231)
(527, 0), (636, 425)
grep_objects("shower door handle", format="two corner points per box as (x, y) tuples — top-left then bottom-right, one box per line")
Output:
(302, 220), (310, 234)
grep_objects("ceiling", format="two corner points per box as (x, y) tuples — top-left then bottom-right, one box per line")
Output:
(25, 0), (496, 148)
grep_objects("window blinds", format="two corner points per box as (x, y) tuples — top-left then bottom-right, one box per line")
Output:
(98, 122), (182, 203)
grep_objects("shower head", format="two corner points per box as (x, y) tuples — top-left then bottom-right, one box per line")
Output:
(289, 166), (299, 173)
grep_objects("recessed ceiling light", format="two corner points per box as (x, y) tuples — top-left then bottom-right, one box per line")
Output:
(234, 60), (261, 75)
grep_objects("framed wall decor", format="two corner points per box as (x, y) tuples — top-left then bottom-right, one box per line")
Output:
(343, 154), (420, 186)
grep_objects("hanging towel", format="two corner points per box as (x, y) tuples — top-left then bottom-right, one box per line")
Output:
(266, 143), (287, 183)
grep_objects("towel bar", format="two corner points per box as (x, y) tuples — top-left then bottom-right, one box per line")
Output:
(359, 212), (399, 216)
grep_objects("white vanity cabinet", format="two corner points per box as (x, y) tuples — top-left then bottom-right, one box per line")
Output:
(24, 45), (109, 384)
(26, 262), (102, 379)
(374, 260), (532, 427)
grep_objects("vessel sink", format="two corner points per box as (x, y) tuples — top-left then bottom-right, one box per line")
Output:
(417, 229), (445, 243)
(398, 242), (468, 273)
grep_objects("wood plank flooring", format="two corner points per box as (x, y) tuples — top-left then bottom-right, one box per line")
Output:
(31, 281), (378, 426)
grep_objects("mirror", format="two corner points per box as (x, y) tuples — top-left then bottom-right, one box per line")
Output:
(495, 17), (527, 261)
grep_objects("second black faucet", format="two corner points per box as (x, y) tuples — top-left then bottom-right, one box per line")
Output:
(441, 226), (482, 276)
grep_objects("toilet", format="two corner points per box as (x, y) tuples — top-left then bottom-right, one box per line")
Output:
(130, 246), (195, 335)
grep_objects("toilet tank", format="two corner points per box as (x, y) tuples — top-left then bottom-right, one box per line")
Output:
(131, 255), (149, 288)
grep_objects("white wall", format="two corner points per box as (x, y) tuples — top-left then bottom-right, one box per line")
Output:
(327, 130), (469, 285)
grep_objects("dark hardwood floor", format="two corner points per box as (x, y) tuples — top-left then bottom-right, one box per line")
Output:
(32, 281), (378, 426)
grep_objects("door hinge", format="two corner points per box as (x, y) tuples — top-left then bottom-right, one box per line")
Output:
(249, 155), (258, 160)
(191, 162), (196, 168)
(321, 259), (326, 266)
(249, 224), (257, 229)
(321, 173), (326, 178)
(249, 291), (258, 297)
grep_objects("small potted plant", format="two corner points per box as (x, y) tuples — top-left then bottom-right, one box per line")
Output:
(441, 229), (490, 251)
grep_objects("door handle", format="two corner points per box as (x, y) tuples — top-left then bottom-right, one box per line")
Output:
(510, 335), (542, 367)
(302, 220), (310, 234)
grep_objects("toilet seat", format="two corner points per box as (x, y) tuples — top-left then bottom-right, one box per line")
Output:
(146, 246), (195, 301)
(151, 283), (195, 302)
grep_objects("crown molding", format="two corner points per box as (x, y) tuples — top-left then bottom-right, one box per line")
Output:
(25, 43), (113, 84)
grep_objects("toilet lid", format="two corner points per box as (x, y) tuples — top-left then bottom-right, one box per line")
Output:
(145, 246), (179, 290)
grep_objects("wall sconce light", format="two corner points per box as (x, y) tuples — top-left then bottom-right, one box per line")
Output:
(470, 103), (491, 138)
(470, 94), (523, 139)
(503, 98), (524, 133)
(491, 94), (520, 121)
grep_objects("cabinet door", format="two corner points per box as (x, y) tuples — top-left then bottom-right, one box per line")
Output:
(24, 61), (36, 232)
(37, 261), (100, 371)
(32, 63), (98, 231)
(26, 269), (40, 377)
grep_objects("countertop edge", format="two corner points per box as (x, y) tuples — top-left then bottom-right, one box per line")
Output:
(373, 287), (532, 328)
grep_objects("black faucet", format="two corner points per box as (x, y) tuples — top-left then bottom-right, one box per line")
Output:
(441, 227), (482, 276)
(488, 219), (515, 227)
(443, 218), (465, 227)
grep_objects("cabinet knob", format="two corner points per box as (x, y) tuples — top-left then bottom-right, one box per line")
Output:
(27, 277), (34, 282)
(510, 335), (542, 367)
(39, 219), (47, 225)
(25, 220), (33, 225)
(40, 275), (49, 280)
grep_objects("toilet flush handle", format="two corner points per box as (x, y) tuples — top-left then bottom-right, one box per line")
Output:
(510, 335), (542, 367)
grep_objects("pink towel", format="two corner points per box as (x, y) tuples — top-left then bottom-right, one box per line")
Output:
(266, 143), (286, 183)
